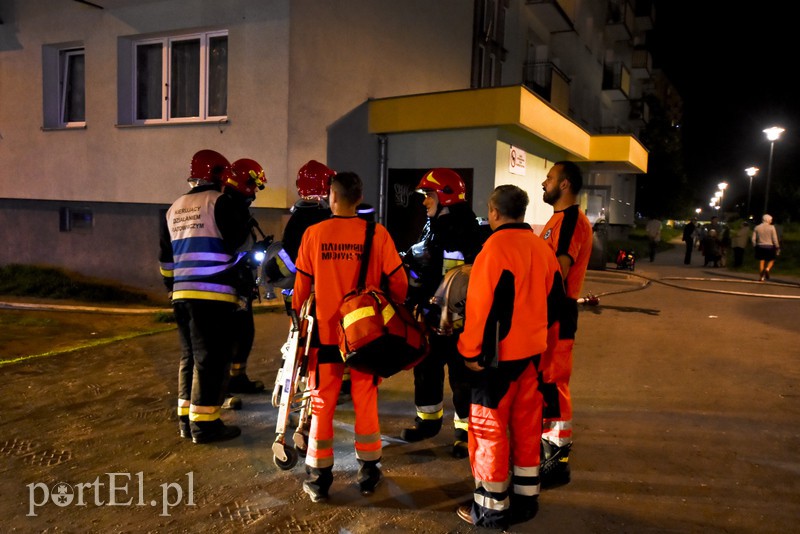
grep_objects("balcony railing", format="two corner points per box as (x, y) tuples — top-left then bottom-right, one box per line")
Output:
(525, 0), (575, 33)
(633, 0), (655, 31)
(631, 47), (652, 78)
(602, 61), (630, 100)
(523, 61), (571, 112)
(629, 98), (650, 123)
(605, 0), (634, 41)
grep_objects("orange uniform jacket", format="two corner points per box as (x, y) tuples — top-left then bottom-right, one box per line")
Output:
(458, 223), (562, 363)
(539, 205), (592, 299)
(293, 216), (408, 345)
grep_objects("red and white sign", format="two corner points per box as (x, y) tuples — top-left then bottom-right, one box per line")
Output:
(509, 146), (526, 176)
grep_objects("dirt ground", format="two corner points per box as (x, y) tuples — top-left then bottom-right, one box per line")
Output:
(2, 246), (800, 533)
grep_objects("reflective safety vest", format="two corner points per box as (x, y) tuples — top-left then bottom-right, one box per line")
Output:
(163, 189), (242, 303)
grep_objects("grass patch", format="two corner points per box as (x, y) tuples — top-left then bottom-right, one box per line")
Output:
(0, 264), (150, 304)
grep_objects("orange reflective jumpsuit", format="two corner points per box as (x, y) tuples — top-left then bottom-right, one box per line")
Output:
(457, 222), (563, 529)
(293, 216), (407, 474)
(538, 204), (592, 447)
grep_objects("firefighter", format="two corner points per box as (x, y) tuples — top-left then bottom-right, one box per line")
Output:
(400, 168), (483, 459)
(538, 160), (593, 487)
(262, 160), (334, 291)
(220, 158), (268, 399)
(159, 149), (251, 444)
(292, 172), (407, 502)
(456, 184), (563, 529)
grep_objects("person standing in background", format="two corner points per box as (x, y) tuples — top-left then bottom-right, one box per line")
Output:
(646, 216), (662, 262)
(682, 217), (698, 265)
(752, 214), (780, 281)
(731, 221), (750, 268)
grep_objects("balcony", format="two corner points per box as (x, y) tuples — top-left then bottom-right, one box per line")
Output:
(525, 0), (575, 33)
(629, 98), (650, 124)
(631, 47), (652, 78)
(602, 61), (630, 101)
(633, 0), (655, 31)
(605, 0), (634, 41)
(523, 61), (571, 113)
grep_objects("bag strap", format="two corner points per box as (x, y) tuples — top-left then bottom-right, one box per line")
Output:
(356, 221), (376, 290)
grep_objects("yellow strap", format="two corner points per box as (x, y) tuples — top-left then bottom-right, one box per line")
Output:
(381, 303), (395, 325)
(342, 306), (376, 330)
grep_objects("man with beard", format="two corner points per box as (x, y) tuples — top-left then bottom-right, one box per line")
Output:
(537, 161), (593, 487)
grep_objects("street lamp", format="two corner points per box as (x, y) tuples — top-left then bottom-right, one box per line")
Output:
(745, 166), (759, 218)
(763, 126), (785, 214)
(717, 182), (728, 217)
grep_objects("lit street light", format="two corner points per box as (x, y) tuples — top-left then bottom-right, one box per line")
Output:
(717, 182), (728, 217)
(745, 166), (759, 218)
(763, 126), (785, 214)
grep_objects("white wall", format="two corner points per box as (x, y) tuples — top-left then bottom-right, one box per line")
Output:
(287, 0), (474, 207)
(0, 0), (293, 207)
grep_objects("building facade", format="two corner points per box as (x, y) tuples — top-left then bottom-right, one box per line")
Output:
(0, 0), (666, 294)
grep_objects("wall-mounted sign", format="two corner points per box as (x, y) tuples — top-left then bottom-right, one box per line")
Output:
(509, 145), (526, 176)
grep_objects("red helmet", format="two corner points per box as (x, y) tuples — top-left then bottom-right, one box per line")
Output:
(189, 149), (229, 183)
(296, 160), (335, 198)
(416, 168), (466, 206)
(222, 158), (266, 198)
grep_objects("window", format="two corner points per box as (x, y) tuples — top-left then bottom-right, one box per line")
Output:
(42, 44), (86, 129)
(59, 207), (94, 232)
(128, 30), (227, 124)
(61, 49), (86, 125)
(471, 0), (507, 88)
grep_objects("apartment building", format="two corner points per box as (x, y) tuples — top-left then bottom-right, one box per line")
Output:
(0, 0), (664, 294)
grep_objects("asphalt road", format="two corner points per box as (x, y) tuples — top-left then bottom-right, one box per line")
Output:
(2, 242), (799, 533)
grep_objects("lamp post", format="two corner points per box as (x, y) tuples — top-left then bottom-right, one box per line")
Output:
(763, 126), (785, 214)
(745, 167), (759, 218)
(717, 182), (728, 217)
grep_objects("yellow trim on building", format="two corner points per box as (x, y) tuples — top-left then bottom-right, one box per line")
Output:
(368, 86), (647, 173)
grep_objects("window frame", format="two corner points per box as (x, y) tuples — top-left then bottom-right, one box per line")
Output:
(59, 48), (86, 128)
(42, 42), (86, 130)
(131, 30), (228, 125)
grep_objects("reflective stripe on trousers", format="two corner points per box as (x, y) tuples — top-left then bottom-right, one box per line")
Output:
(540, 323), (574, 447)
(469, 358), (541, 526)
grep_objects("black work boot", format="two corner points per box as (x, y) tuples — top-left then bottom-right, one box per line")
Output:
(191, 419), (241, 444)
(357, 459), (383, 496)
(400, 417), (442, 442)
(228, 373), (265, 394)
(540, 439), (571, 488)
(451, 428), (469, 459)
(178, 415), (191, 439)
(510, 494), (539, 525)
(302, 466), (333, 503)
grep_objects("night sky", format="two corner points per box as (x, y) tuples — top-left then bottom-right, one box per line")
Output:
(651, 2), (799, 215)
